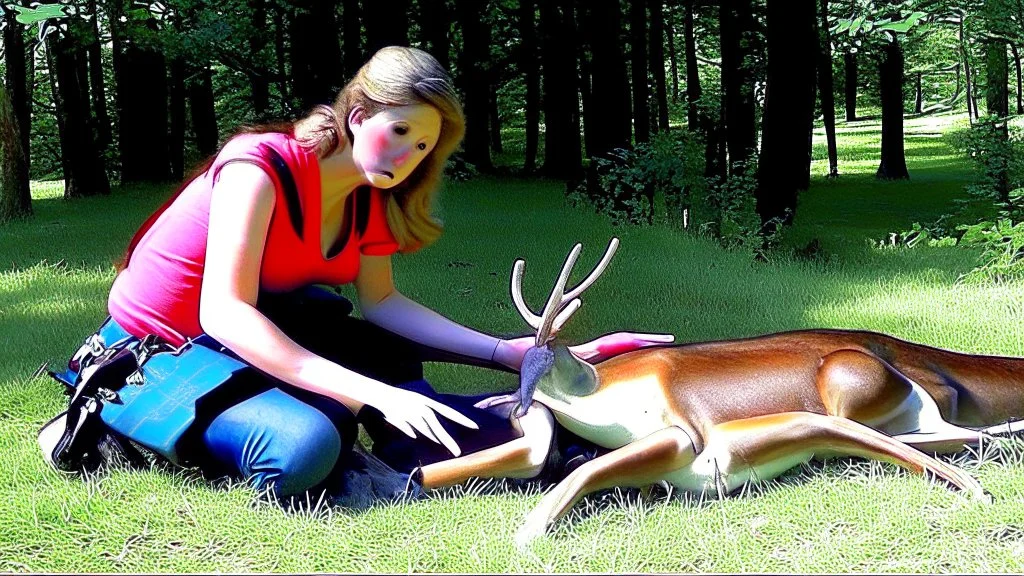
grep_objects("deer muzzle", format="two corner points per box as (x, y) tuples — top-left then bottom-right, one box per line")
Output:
(517, 345), (555, 417)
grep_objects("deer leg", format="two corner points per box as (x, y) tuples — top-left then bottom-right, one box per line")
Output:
(515, 426), (697, 547)
(694, 411), (987, 500)
(817, 349), (982, 453)
(415, 402), (556, 489)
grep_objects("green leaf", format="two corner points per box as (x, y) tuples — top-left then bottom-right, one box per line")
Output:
(849, 15), (866, 36)
(875, 21), (914, 33)
(13, 4), (69, 25)
(874, 11), (928, 34)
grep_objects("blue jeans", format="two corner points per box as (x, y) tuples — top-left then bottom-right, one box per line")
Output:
(202, 386), (355, 498)
(198, 287), (424, 499)
(89, 287), (522, 500)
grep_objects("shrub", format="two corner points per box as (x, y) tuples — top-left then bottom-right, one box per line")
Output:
(568, 130), (770, 257)
(893, 117), (1024, 282)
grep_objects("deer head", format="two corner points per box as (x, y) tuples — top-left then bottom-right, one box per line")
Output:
(509, 238), (619, 416)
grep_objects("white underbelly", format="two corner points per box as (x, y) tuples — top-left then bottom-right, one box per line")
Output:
(537, 376), (674, 450)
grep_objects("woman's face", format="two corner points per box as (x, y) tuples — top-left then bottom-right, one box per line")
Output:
(349, 104), (443, 188)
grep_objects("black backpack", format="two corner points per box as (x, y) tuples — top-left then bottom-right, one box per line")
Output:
(37, 338), (153, 474)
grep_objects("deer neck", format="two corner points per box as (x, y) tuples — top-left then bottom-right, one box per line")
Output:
(534, 344), (599, 401)
(534, 346), (677, 450)
(528, 345), (633, 449)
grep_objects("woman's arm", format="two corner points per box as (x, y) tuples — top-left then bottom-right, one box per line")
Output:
(199, 164), (475, 455)
(355, 254), (676, 371)
(355, 254), (525, 370)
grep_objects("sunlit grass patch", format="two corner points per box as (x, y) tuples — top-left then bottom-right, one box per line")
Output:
(2, 111), (1024, 572)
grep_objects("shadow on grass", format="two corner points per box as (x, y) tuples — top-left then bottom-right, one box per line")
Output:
(1, 184), (170, 271)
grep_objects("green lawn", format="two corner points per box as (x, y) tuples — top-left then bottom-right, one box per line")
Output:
(2, 113), (1023, 572)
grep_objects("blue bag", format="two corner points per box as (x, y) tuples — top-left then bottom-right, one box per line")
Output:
(50, 317), (269, 467)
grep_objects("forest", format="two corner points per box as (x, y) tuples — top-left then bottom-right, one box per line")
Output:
(3, 0), (1024, 573)
(2, 0), (1021, 249)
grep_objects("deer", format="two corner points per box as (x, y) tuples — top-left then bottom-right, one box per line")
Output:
(441, 237), (1024, 546)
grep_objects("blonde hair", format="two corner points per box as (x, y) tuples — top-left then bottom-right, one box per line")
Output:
(293, 46), (465, 253)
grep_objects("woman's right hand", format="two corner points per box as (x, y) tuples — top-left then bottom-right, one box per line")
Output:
(365, 385), (478, 457)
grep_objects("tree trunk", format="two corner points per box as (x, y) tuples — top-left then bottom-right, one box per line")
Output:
(363, 0), (409, 57)
(271, 2), (292, 113)
(290, 0), (343, 112)
(3, 5), (30, 174)
(843, 52), (857, 121)
(1012, 44), (1023, 115)
(876, 38), (909, 180)
(667, 3), (679, 104)
(25, 26), (33, 131)
(579, 36), (596, 158)
(649, 0), (669, 132)
(684, 0), (700, 131)
(0, 81), (31, 221)
(46, 36), (71, 186)
(115, 15), (171, 182)
(47, 33), (110, 198)
(817, 0), (837, 177)
(489, 79), (503, 153)
(249, 0), (270, 121)
(757, 0), (816, 228)
(420, 0), (451, 71)
(585, 0), (631, 158)
(914, 72), (923, 114)
(188, 64), (219, 157)
(971, 67), (981, 119)
(520, 0), (540, 172)
(169, 57), (186, 180)
(84, 0), (111, 152)
(985, 30), (1010, 203)
(960, 16), (977, 122)
(540, 0), (581, 179)
(720, 0), (757, 172)
(630, 0), (651, 144)
(987, 41), (1009, 118)
(683, 0), (720, 179)
(483, 12), (500, 155)
(456, 0), (492, 170)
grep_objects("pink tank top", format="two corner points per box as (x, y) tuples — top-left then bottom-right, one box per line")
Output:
(108, 132), (400, 347)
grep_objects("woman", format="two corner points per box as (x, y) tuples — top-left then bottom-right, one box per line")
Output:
(91, 46), (668, 502)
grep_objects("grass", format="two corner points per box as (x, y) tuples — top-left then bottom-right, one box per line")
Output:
(2, 112), (1024, 572)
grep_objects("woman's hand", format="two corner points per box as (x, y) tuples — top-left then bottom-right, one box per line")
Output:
(364, 384), (478, 457)
(494, 331), (675, 371)
(568, 331), (675, 363)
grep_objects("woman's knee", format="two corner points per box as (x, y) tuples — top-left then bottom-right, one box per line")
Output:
(203, 388), (345, 497)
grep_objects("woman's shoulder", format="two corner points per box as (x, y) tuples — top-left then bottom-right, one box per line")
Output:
(217, 131), (296, 161)
(209, 131), (312, 186)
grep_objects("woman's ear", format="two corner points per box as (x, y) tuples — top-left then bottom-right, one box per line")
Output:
(348, 106), (366, 134)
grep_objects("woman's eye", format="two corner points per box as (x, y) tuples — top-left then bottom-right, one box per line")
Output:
(417, 143), (427, 151)
(394, 126), (409, 136)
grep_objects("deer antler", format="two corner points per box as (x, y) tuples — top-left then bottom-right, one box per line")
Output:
(510, 238), (620, 346)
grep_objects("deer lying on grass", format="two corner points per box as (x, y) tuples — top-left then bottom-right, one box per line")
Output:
(443, 238), (1023, 546)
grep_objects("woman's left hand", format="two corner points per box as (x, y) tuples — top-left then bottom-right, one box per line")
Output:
(568, 331), (675, 363)
(496, 331), (675, 371)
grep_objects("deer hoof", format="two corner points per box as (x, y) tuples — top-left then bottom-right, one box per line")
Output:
(515, 511), (550, 549)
